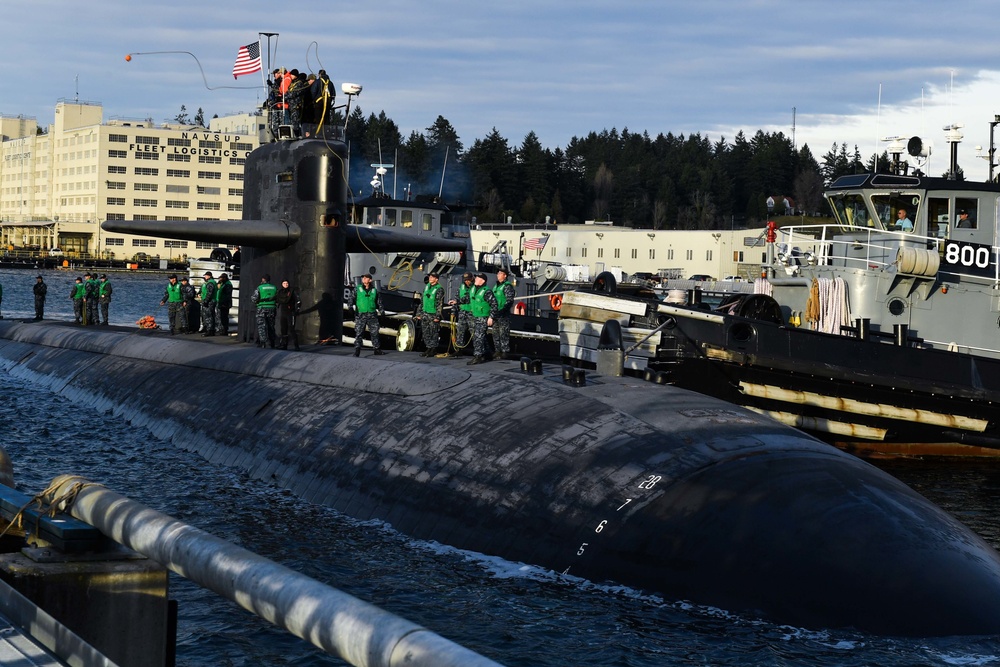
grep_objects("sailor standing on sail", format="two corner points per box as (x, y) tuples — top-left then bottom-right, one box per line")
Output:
(419, 272), (445, 357)
(199, 272), (218, 336)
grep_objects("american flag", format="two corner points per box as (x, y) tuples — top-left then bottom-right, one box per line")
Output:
(523, 236), (548, 251)
(232, 42), (262, 79)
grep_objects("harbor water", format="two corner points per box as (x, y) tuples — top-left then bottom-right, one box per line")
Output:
(2, 268), (1000, 666)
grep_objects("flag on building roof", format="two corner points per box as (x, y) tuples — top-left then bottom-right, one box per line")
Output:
(232, 42), (262, 79)
(523, 236), (548, 251)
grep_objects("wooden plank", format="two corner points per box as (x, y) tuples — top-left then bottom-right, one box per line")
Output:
(557, 302), (631, 324)
(560, 331), (657, 356)
(559, 343), (649, 371)
(560, 318), (661, 345)
(563, 291), (650, 316)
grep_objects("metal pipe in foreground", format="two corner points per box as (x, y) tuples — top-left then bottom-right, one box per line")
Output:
(44, 475), (505, 667)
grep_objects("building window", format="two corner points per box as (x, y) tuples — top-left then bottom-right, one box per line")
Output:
(108, 150), (127, 159)
(200, 140), (222, 149)
(706, 250), (713, 261)
(668, 249), (674, 260)
(228, 203), (243, 212)
(614, 248), (620, 259)
(631, 249), (638, 259)
(197, 171), (221, 180)
(135, 135), (159, 145)
(167, 138), (191, 147)
(233, 142), (253, 151)
(165, 184), (189, 193)
(164, 240), (189, 248)
(108, 134), (127, 143)
(230, 157), (246, 166)
(132, 239), (157, 247)
(566, 248), (572, 257)
(198, 155), (222, 164)
(197, 186), (221, 195)
(133, 214), (157, 220)
(135, 151), (160, 161)
(167, 169), (190, 178)
(107, 165), (126, 174)
(734, 251), (744, 262)
(105, 214), (125, 221)
(229, 173), (244, 181)
(581, 247), (587, 257)
(167, 154), (190, 162)
(686, 249), (693, 260)
(197, 202), (220, 210)
(134, 183), (158, 191)
(133, 198), (157, 207)
(228, 188), (243, 197)
(107, 182), (125, 190)
(649, 249), (655, 259)
(107, 197), (125, 205)
(135, 167), (159, 176)
(105, 237), (125, 246)
(597, 248), (603, 258)
(195, 242), (217, 249)
(165, 200), (189, 208)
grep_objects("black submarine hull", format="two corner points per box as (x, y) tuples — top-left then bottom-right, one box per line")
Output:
(4, 321), (1000, 636)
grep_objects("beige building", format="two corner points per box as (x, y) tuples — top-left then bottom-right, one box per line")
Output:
(0, 100), (264, 261)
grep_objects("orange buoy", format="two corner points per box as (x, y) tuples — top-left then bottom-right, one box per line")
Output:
(125, 54), (132, 62)
(549, 294), (562, 311)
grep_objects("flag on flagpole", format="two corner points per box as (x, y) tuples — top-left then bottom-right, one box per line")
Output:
(523, 236), (548, 251)
(232, 42), (262, 79)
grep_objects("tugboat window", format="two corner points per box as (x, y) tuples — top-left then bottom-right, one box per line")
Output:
(955, 198), (978, 229)
(871, 194), (920, 232)
(828, 193), (871, 230)
(401, 210), (413, 228)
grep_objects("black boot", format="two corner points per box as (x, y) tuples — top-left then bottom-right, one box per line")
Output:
(353, 347), (361, 357)
(373, 349), (385, 356)
(467, 356), (486, 365)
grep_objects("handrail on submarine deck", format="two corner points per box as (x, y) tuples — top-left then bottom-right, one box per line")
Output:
(42, 475), (506, 667)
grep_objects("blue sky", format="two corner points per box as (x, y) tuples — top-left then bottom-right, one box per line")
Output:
(5, 0), (1000, 181)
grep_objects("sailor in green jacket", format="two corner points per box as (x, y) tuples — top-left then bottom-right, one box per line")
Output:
(351, 273), (384, 357)
(159, 274), (184, 334)
(70, 277), (85, 324)
(467, 272), (498, 365)
(446, 272), (474, 357)
(199, 271), (218, 336)
(419, 272), (444, 357)
(492, 269), (517, 359)
(251, 273), (278, 348)
(98, 274), (113, 325)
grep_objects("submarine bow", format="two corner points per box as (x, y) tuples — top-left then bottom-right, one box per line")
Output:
(3, 321), (1000, 637)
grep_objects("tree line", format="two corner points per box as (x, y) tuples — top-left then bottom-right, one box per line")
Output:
(342, 106), (895, 229)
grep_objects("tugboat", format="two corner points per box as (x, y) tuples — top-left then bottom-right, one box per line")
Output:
(560, 122), (1000, 455)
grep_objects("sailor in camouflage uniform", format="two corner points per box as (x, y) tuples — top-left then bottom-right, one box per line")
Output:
(179, 277), (196, 333)
(97, 274), (112, 325)
(468, 272), (497, 365)
(446, 272), (475, 357)
(491, 269), (517, 359)
(83, 273), (99, 326)
(199, 272), (218, 336)
(251, 274), (278, 348)
(351, 273), (384, 357)
(419, 272), (445, 357)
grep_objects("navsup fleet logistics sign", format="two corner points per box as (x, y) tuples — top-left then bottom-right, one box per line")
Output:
(941, 239), (1000, 279)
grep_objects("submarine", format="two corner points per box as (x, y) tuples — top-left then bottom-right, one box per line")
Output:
(9, 121), (992, 636)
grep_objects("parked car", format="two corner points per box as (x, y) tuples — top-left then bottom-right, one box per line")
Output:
(48, 248), (64, 257)
(688, 274), (714, 281)
(724, 275), (744, 282)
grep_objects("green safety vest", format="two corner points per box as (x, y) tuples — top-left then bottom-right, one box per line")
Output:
(165, 283), (183, 303)
(356, 286), (378, 313)
(492, 280), (510, 311)
(99, 281), (112, 297)
(458, 283), (473, 312)
(470, 285), (491, 317)
(72, 283), (85, 300)
(256, 282), (277, 308)
(200, 279), (217, 301)
(422, 283), (442, 314)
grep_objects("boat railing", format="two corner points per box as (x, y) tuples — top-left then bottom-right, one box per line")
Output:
(776, 224), (1000, 283)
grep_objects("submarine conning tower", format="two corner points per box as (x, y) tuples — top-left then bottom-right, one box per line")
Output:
(239, 138), (349, 344)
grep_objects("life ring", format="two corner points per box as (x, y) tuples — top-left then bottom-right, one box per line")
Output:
(513, 302), (526, 315)
(549, 294), (563, 311)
